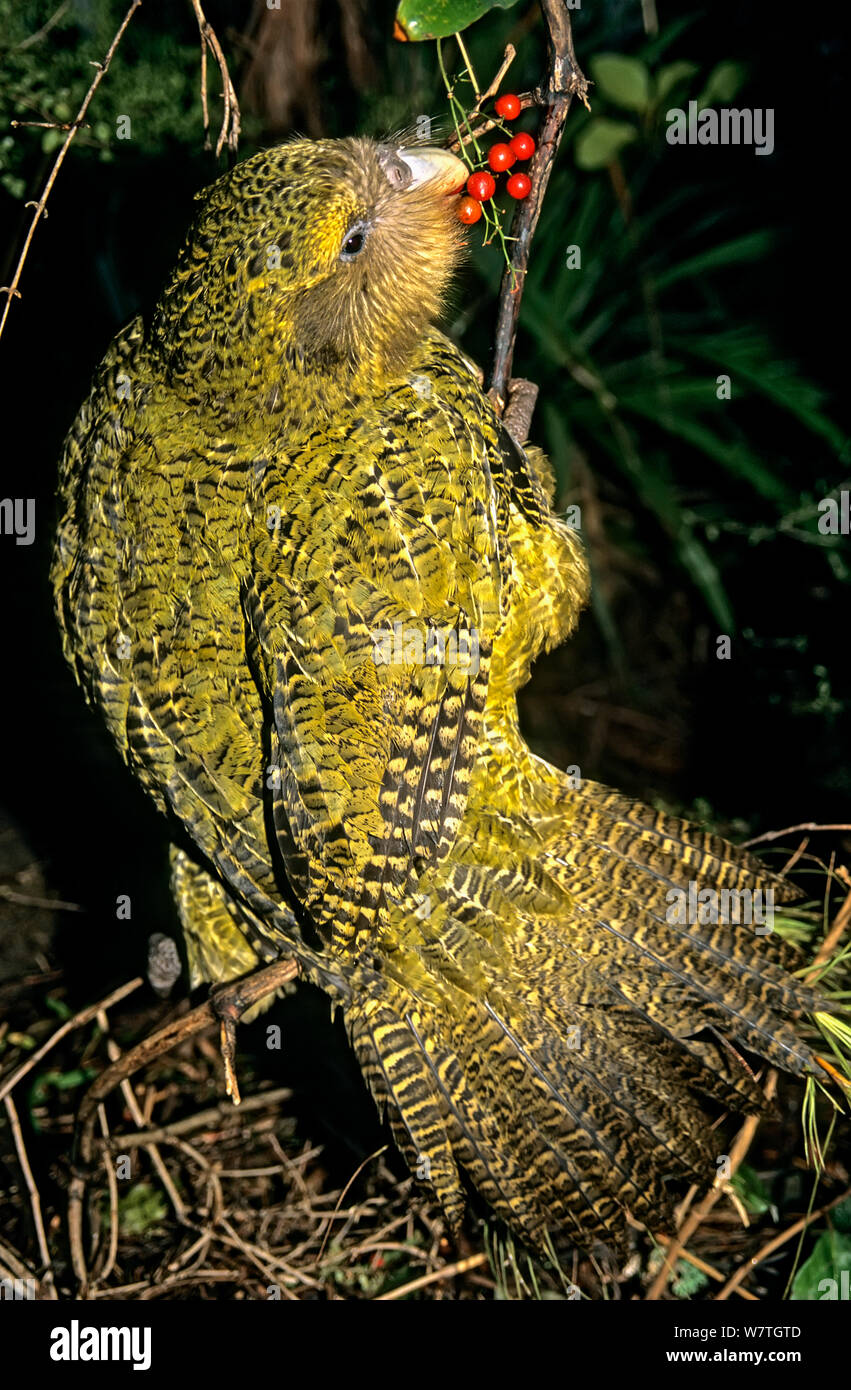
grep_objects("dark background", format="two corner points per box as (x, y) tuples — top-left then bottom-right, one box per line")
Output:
(0, 0), (848, 1237)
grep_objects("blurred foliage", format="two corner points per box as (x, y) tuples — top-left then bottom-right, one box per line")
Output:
(0, 0), (269, 198)
(732, 1163), (774, 1219)
(445, 21), (848, 639)
(791, 1225), (851, 1300)
(116, 1182), (168, 1236)
(0, 0), (202, 195)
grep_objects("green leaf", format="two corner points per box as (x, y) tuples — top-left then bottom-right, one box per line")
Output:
(619, 395), (794, 506)
(117, 1183), (168, 1237)
(575, 117), (637, 171)
(590, 54), (652, 113)
(28, 1066), (95, 1129)
(41, 127), (64, 154)
(652, 231), (776, 292)
(394, 0), (519, 41)
(697, 61), (747, 110)
(791, 1230), (851, 1300)
(731, 1163), (772, 1217)
(678, 332), (848, 458)
(655, 61), (700, 104)
(46, 996), (73, 1021)
(30, 1067), (93, 1102)
(670, 1258), (710, 1298)
(674, 528), (735, 631)
(833, 1197), (851, 1235)
(0, 173), (25, 199)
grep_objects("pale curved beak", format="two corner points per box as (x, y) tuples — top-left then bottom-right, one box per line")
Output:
(398, 146), (468, 195)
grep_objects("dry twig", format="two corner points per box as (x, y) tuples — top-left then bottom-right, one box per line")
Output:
(374, 1252), (488, 1301)
(3, 1094), (57, 1298)
(0, 0), (142, 346)
(68, 956), (297, 1293)
(0, 976), (143, 1105)
(715, 1186), (851, 1301)
(743, 822), (851, 847)
(487, 0), (590, 414)
(647, 883), (851, 1300)
(191, 0), (241, 156)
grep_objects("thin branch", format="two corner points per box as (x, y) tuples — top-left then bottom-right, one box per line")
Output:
(645, 1074), (777, 1300)
(14, 1), (71, 51)
(190, 0), (241, 157)
(68, 956), (297, 1293)
(4, 1094), (57, 1298)
(92, 1105), (120, 1285)
(98, 1008), (190, 1243)
(374, 1252), (488, 1300)
(743, 822), (851, 847)
(446, 89), (537, 153)
(315, 1143), (388, 1263)
(654, 1232), (758, 1300)
(0, 884), (83, 912)
(94, 1087), (293, 1150)
(0, 975), (143, 1105)
(807, 884), (851, 978)
(446, 42), (520, 152)
(10, 120), (90, 132)
(0, 1237), (36, 1283)
(487, 0), (589, 413)
(478, 43), (517, 109)
(647, 883), (851, 1300)
(715, 1186), (851, 1302)
(0, 0), (142, 347)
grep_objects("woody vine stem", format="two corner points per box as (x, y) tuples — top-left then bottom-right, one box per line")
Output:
(438, 2), (588, 434)
(487, 0), (588, 417)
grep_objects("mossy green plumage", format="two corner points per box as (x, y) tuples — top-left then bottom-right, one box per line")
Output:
(52, 136), (823, 1257)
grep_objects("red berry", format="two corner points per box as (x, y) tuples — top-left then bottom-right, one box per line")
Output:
(466, 170), (496, 201)
(506, 172), (531, 199)
(488, 142), (516, 172)
(495, 93), (521, 120)
(457, 195), (482, 225)
(509, 132), (535, 160)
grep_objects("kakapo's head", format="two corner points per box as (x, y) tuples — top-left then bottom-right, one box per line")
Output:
(152, 136), (468, 390)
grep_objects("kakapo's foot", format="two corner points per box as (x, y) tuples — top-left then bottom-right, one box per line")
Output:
(495, 376), (540, 444)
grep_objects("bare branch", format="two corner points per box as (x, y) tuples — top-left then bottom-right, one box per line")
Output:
(487, 0), (589, 418)
(67, 955), (298, 1292)
(0, 975), (143, 1105)
(191, 0), (241, 157)
(0, 0), (142, 347)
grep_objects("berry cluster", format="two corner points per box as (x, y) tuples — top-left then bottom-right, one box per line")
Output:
(457, 94), (536, 226)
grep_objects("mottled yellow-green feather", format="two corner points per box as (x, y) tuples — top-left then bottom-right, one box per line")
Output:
(52, 135), (823, 1259)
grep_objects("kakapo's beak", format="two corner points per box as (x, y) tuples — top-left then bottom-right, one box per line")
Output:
(398, 146), (468, 196)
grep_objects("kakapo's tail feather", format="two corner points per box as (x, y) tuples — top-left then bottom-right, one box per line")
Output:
(343, 772), (821, 1256)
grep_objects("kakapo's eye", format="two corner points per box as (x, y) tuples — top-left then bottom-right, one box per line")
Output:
(340, 221), (369, 261)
